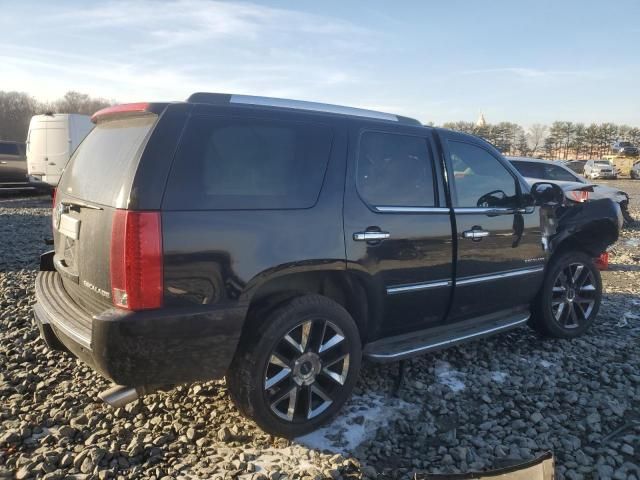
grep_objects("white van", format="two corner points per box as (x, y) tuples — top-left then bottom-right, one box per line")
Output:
(26, 113), (93, 187)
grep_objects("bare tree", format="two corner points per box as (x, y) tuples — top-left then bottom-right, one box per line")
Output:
(526, 124), (547, 156)
(0, 91), (39, 142)
(48, 91), (113, 116)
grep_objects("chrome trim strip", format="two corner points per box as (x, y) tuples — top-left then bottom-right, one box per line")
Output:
(375, 206), (450, 213)
(454, 207), (515, 215)
(230, 95), (399, 122)
(35, 303), (91, 349)
(456, 267), (544, 286)
(367, 316), (529, 360)
(387, 280), (450, 295)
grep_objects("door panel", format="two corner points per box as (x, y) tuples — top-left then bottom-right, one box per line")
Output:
(27, 128), (47, 175)
(46, 126), (69, 178)
(344, 126), (454, 338)
(438, 131), (546, 322)
(0, 143), (27, 184)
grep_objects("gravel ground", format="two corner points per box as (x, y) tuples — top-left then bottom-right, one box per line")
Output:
(1, 181), (639, 480)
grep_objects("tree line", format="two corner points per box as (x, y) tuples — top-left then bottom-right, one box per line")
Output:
(1, 90), (638, 161)
(441, 120), (640, 160)
(0, 91), (113, 142)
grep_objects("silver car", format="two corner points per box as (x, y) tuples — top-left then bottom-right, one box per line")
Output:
(584, 159), (617, 180)
(631, 161), (640, 180)
(508, 156), (633, 224)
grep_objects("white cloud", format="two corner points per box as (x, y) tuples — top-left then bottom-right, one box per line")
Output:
(461, 67), (606, 80)
(0, 0), (375, 103)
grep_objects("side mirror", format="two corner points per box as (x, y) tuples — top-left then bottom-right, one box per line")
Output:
(530, 182), (564, 206)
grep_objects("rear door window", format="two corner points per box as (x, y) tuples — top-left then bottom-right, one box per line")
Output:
(356, 131), (436, 207)
(163, 116), (333, 210)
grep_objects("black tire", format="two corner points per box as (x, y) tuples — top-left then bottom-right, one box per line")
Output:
(530, 251), (602, 338)
(226, 295), (362, 438)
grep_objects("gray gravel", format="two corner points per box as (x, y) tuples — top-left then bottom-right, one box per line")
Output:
(1, 181), (639, 480)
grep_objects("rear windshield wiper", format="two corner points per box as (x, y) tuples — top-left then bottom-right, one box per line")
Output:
(61, 199), (103, 211)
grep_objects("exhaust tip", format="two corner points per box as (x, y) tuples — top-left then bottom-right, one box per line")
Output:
(98, 385), (138, 408)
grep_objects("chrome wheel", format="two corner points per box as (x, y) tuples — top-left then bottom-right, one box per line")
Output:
(551, 262), (597, 329)
(264, 319), (350, 422)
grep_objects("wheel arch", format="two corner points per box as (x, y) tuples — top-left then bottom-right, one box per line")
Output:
(551, 217), (618, 259)
(239, 267), (379, 346)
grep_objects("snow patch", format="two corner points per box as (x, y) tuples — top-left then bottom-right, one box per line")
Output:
(490, 371), (508, 383)
(295, 393), (409, 454)
(434, 360), (465, 392)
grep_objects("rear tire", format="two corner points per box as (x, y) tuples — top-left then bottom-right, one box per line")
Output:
(530, 251), (602, 338)
(226, 295), (361, 438)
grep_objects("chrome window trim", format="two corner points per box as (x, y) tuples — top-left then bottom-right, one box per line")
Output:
(456, 266), (544, 286)
(454, 207), (516, 215)
(387, 280), (451, 295)
(230, 95), (399, 122)
(375, 206), (449, 213)
(367, 315), (530, 360)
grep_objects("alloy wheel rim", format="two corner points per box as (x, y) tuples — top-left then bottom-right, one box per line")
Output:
(551, 262), (597, 329)
(264, 319), (350, 422)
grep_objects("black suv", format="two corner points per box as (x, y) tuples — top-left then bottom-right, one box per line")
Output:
(34, 94), (621, 437)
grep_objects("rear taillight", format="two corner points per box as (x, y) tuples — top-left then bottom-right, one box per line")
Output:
(110, 210), (163, 310)
(568, 190), (589, 203)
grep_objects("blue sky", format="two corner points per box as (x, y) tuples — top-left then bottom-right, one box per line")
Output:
(1, 0), (639, 126)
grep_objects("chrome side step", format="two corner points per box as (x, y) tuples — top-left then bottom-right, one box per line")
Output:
(364, 311), (530, 362)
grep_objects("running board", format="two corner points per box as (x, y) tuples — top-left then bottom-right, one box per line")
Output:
(364, 310), (530, 362)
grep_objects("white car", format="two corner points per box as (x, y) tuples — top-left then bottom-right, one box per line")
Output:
(583, 159), (617, 180)
(26, 113), (93, 187)
(508, 157), (632, 224)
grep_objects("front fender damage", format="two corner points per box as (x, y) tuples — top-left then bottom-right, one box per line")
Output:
(542, 198), (622, 257)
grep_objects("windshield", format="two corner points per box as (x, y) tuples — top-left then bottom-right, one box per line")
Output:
(595, 161), (612, 166)
(618, 142), (632, 147)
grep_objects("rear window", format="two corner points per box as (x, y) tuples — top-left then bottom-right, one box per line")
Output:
(0, 142), (20, 156)
(59, 116), (156, 206)
(510, 160), (542, 178)
(163, 116), (333, 210)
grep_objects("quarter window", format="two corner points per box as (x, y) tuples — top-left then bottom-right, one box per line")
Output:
(448, 141), (518, 208)
(163, 116), (333, 210)
(357, 132), (436, 207)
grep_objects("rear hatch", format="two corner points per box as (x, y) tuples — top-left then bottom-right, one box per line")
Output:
(53, 109), (160, 317)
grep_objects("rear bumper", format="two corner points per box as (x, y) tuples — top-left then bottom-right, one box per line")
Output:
(34, 270), (245, 386)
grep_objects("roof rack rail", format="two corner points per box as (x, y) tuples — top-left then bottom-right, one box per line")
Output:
(186, 93), (421, 126)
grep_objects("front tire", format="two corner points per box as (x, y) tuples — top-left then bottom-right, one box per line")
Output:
(227, 295), (362, 438)
(530, 251), (602, 338)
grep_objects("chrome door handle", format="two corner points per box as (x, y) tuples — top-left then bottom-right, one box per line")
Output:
(353, 231), (390, 241)
(463, 229), (489, 240)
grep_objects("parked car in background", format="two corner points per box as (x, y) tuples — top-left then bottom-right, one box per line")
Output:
(584, 159), (617, 180)
(0, 141), (33, 191)
(27, 113), (93, 188)
(631, 161), (640, 180)
(34, 94), (621, 437)
(611, 141), (639, 157)
(563, 159), (587, 175)
(509, 157), (632, 224)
